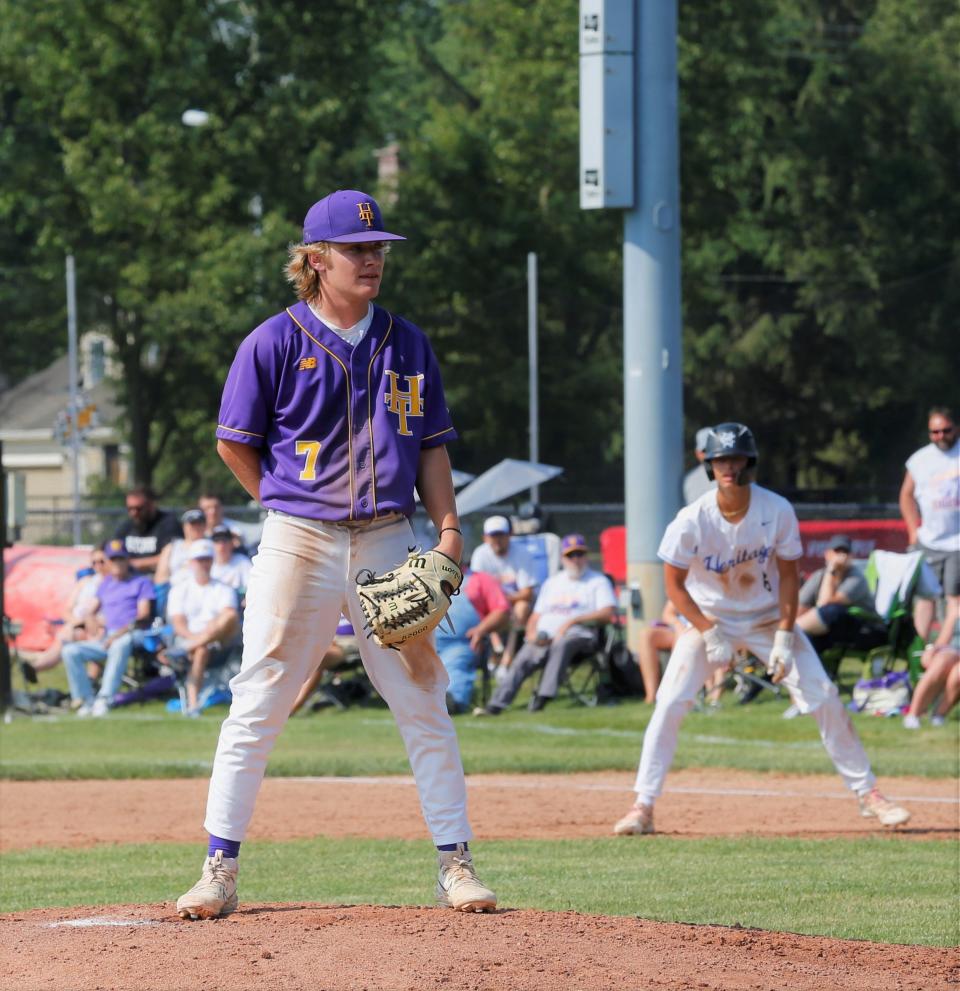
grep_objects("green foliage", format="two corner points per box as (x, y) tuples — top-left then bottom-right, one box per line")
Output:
(1, 0), (957, 496)
(1, 835), (956, 945)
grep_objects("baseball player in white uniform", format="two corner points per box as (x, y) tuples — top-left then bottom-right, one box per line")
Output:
(176, 189), (496, 918)
(614, 423), (911, 836)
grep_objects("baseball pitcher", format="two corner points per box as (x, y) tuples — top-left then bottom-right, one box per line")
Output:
(176, 190), (496, 918)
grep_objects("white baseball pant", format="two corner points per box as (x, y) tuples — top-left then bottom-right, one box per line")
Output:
(204, 511), (472, 846)
(633, 616), (876, 806)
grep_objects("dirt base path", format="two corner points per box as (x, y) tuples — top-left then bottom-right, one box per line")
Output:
(3, 903), (956, 991)
(1, 769), (957, 851)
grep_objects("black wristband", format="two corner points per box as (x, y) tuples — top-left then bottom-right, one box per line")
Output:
(439, 527), (462, 536)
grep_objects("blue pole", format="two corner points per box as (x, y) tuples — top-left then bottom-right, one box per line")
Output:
(623, 0), (683, 632)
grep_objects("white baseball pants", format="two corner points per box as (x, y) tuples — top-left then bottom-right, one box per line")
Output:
(204, 511), (472, 846)
(633, 617), (876, 806)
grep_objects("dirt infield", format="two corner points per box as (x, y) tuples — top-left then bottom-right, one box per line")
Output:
(1, 769), (957, 850)
(1, 770), (957, 990)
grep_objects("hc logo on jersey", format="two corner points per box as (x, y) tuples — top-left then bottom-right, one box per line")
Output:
(357, 202), (375, 228)
(384, 371), (424, 436)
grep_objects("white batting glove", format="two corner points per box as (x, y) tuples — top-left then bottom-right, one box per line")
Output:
(702, 626), (734, 666)
(767, 630), (795, 684)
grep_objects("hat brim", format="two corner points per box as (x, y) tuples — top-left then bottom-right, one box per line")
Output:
(323, 231), (407, 243)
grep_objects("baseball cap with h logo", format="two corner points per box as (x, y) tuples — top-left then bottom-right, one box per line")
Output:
(303, 190), (406, 244)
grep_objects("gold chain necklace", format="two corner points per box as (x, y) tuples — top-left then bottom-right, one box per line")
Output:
(718, 498), (749, 519)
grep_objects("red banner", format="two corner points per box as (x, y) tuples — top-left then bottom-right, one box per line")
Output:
(600, 519), (908, 585)
(3, 545), (93, 651)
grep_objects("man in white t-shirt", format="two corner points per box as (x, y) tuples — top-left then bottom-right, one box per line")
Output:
(473, 534), (616, 715)
(613, 422), (910, 837)
(682, 427), (716, 506)
(166, 540), (240, 717)
(210, 525), (252, 599)
(899, 406), (960, 640)
(469, 515), (538, 668)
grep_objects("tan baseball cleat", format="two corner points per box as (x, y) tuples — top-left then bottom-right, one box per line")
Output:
(436, 845), (497, 912)
(858, 788), (911, 828)
(176, 851), (239, 919)
(613, 803), (655, 836)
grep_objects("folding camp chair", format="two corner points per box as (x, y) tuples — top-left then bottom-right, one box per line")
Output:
(820, 550), (940, 687)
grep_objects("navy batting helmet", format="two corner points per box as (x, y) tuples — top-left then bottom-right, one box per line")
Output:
(703, 422), (758, 485)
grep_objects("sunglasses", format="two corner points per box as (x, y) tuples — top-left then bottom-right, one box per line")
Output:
(565, 550), (587, 558)
(929, 428), (954, 436)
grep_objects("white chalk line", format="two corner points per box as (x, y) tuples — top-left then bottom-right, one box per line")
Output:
(44, 917), (162, 929)
(284, 775), (959, 806)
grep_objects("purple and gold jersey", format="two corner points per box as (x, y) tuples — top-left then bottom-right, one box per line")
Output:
(216, 303), (457, 521)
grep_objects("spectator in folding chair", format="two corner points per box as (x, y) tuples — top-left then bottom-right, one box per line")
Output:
(473, 534), (616, 715)
(904, 597), (959, 729)
(26, 549), (108, 678)
(636, 601), (686, 704)
(436, 565), (510, 714)
(61, 539), (156, 717)
(796, 534), (880, 675)
(156, 509), (210, 587)
(470, 515), (538, 672)
(289, 617), (365, 715)
(210, 524), (252, 601)
(165, 540), (241, 717)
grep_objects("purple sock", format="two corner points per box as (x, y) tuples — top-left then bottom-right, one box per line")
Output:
(208, 835), (241, 859)
(436, 842), (468, 852)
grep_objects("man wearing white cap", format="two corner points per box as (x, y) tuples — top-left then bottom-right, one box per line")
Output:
(166, 539), (240, 717)
(470, 515), (538, 668)
(683, 428), (717, 506)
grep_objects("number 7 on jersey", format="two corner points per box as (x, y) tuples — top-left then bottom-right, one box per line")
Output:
(295, 440), (321, 481)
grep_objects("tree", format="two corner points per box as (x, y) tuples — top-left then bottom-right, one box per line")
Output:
(0, 0), (398, 494)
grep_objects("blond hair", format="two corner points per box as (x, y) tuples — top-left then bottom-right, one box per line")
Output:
(285, 241), (332, 302)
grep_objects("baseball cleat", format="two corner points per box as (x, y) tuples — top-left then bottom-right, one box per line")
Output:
(436, 845), (497, 912)
(176, 851), (239, 920)
(858, 788), (911, 828)
(613, 803), (655, 836)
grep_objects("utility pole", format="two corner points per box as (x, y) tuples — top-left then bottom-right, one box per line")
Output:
(66, 255), (82, 546)
(527, 252), (540, 503)
(580, 0), (683, 644)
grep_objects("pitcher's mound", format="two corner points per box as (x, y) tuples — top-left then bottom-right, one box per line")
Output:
(3, 903), (954, 991)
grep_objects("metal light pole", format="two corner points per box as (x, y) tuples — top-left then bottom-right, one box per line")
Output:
(527, 252), (540, 504)
(65, 255), (82, 546)
(622, 0), (684, 631)
(580, 0), (683, 645)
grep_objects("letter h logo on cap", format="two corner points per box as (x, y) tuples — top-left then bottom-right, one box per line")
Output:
(357, 202), (375, 228)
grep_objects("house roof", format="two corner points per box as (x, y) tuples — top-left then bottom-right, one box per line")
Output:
(0, 354), (122, 433)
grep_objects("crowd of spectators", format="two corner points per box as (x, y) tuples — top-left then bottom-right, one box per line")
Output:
(25, 488), (250, 718)
(17, 405), (958, 729)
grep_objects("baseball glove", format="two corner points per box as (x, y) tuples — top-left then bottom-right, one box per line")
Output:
(356, 547), (463, 649)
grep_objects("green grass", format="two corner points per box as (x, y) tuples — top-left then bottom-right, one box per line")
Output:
(1, 691), (957, 780)
(1, 836), (956, 946)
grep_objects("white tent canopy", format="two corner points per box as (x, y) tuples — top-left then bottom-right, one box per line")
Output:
(455, 458), (563, 517)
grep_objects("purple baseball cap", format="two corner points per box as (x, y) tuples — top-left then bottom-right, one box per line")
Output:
(303, 190), (406, 244)
(561, 533), (588, 556)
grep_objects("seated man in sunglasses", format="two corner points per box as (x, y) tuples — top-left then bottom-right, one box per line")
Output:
(473, 534), (617, 715)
